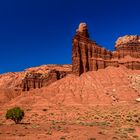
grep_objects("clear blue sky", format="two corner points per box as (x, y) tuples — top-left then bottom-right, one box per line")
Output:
(0, 0), (140, 73)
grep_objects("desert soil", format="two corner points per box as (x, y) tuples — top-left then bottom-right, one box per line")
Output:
(0, 102), (140, 140)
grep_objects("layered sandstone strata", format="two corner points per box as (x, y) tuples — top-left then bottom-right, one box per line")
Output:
(115, 35), (140, 58)
(22, 70), (70, 91)
(0, 65), (72, 92)
(72, 23), (140, 75)
(21, 65), (72, 91)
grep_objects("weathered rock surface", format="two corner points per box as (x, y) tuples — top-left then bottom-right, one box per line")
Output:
(115, 35), (140, 58)
(129, 74), (140, 94)
(0, 65), (72, 93)
(22, 65), (72, 91)
(76, 22), (89, 38)
(0, 23), (140, 106)
(22, 69), (71, 91)
(72, 23), (140, 75)
(5, 66), (140, 107)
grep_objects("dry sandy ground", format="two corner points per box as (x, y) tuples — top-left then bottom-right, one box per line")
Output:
(0, 66), (140, 140)
(0, 102), (140, 140)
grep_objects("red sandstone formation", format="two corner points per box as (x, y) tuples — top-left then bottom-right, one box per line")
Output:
(4, 66), (140, 106)
(72, 23), (140, 75)
(22, 69), (71, 91)
(21, 65), (72, 91)
(0, 65), (71, 92)
(22, 65), (70, 92)
(0, 22), (140, 94)
(0, 65), (72, 104)
(115, 35), (140, 58)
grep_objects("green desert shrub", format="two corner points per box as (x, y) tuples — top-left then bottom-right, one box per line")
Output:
(5, 107), (24, 124)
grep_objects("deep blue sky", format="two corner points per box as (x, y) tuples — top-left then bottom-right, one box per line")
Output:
(0, 0), (140, 73)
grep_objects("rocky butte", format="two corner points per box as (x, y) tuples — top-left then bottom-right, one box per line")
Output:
(72, 23), (140, 75)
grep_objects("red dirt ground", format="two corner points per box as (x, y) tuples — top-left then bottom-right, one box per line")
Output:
(0, 66), (140, 140)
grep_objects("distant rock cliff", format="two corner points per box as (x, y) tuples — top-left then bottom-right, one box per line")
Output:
(115, 35), (140, 58)
(21, 65), (72, 91)
(0, 65), (72, 93)
(72, 23), (140, 75)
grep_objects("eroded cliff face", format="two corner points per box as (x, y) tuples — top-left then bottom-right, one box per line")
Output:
(0, 65), (72, 93)
(22, 69), (70, 91)
(21, 65), (72, 91)
(115, 35), (140, 58)
(72, 23), (140, 75)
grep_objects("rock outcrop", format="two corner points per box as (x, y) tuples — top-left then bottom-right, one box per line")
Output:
(0, 65), (72, 92)
(129, 74), (140, 94)
(22, 70), (70, 91)
(72, 23), (140, 75)
(21, 65), (72, 91)
(115, 35), (140, 58)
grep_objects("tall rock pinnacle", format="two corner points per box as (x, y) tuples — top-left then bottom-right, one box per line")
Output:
(72, 23), (140, 76)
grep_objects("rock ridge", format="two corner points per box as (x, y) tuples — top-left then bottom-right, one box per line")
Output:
(72, 23), (140, 75)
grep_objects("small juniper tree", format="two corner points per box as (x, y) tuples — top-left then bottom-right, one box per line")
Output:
(5, 107), (24, 124)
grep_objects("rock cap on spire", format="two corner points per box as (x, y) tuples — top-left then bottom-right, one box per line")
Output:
(76, 22), (89, 38)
